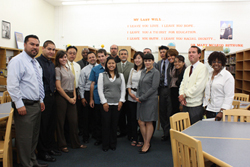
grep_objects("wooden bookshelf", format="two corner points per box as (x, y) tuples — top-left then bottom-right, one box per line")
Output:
(118, 46), (137, 63)
(0, 47), (23, 86)
(200, 46), (223, 64)
(225, 52), (236, 76)
(235, 48), (250, 95)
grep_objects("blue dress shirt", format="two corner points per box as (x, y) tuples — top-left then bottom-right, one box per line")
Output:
(89, 64), (105, 104)
(7, 51), (44, 109)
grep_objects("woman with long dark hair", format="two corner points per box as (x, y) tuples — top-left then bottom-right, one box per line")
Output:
(55, 50), (85, 153)
(170, 55), (186, 114)
(98, 57), (126, 152)
(127, 52), (145, 147)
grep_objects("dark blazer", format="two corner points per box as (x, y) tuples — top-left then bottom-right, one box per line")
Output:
(117, 61), (134, 85)
(156, 59), (170, 86)
(77, 59), (88, 69)
(223, 27), (233, 39)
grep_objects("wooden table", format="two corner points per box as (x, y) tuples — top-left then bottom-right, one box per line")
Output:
(182, 121), (250, 167)
(0, 102), (11, 121)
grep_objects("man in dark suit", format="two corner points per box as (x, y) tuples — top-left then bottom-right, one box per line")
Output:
(77, 48), (89, 69)
(117, 49), (134, 138)
(223, 24), (233, 40)
(156, 45), (172, 141)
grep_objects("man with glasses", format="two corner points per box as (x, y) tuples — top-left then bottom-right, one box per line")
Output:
(110, 44), (121, 63)
(77, 48), (89, 69)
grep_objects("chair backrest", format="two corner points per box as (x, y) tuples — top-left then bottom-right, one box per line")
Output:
(170, 112), (191, 131)
(170, 129), (204, 167)
(1, 91), (11, 104)
(223, 109), (250, 122)
(3, 108), (14, 167)
(234, 93), (249, 102)
(232, 101), (240, 109)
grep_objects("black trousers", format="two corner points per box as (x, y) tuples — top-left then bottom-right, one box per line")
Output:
(183, 105), (204, 125)
(92, 104), (102, 141)
(170, 87), (180, 115)
(101, 105), (120, 150)
(76, 88), (84, 135)
(81, 91), (94, 140)
(127, 101), (138, 141)
(118, 101), (128, 135)
(37, 93), (57, 156)
(158, 86), (172, 137)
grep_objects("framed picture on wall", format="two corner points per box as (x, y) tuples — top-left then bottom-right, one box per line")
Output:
(2, 20), (11, 39)
(15, 32), (24, 49)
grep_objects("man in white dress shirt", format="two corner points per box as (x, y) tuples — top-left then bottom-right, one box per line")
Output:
(78, 52), (98, 143)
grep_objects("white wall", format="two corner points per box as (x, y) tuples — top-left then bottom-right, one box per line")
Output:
(54, 2), (250, 54)
(0, 0), (55, 48)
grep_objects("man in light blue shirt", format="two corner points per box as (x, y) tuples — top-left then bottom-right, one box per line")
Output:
(7, 35), (47, 167)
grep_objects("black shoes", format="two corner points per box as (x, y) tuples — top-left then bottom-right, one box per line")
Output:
(83, 138), (89, 143)
(139, 145), (151, 154)
(161, 135), (169, 141)
(38, 154), (56, 162)
(48, 150), (62, 156)
(110, 147), (116, 151)
(94, 140), (102, 146)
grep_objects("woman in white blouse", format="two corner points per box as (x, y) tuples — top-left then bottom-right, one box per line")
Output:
(203, 51), (235, 121)
(98, 57), (126, 152)
(127, 52), (145, 147)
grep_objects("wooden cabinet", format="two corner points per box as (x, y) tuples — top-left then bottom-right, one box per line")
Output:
(235, 48), (250, 94)
(118, 46), (137, 63)
(0, 47), (22, 86)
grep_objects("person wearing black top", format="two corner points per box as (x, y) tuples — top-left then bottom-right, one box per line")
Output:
(170, 55), (186, 114)
(110, 44), (121, 63)
(77, 48), (89, 69)
(36, 40), (61, 162)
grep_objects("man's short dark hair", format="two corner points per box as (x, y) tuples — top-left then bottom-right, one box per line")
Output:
(66, 46), (78, 52)
(87, 51), (96, 57)
(97, 49), (107, 55)
(24, 34), (40, 43)
(190, 46), (201, 54)
(43, 40), (55, 48)
(119, 49), (128, 55)
(159, 45), (169, 51)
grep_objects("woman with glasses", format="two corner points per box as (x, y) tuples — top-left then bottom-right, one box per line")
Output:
(203, 51), (234, 120)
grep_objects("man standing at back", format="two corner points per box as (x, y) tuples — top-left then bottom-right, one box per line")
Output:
(179, 46), (209, 124)
(89, 49), (108, 146)
(77, 48), (89, 69)
(36, 40), (61, 162)
(110, 44), (121, 63)
(7, 34), (47, 167)
(157, 45), (172, 141)
(117, 49), (134, 138)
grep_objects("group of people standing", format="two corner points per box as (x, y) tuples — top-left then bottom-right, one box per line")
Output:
(7, 34), (235, 167)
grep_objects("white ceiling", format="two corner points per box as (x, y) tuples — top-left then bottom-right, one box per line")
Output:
(44, 0), (250, 6)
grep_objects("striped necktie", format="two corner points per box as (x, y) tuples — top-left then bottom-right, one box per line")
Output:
(31, 59), (45, 100)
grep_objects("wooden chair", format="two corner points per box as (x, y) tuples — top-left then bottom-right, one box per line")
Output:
(223, 109), (250, 122)
(1, 91), (11, 104)
(0, 109), (14, 167)
(170, 129), (205, 167)
(232, 101), (240, 109)
(170, 112), (191, 131)
(234, 93), (249, 102)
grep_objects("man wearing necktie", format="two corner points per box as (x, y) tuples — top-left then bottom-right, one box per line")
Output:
(7, 35), (48, 167)
(117, 49), (134, 138)
(66, 46), (84, 145)
(179, 46), (209, 124)
(156, 45), (172, 141)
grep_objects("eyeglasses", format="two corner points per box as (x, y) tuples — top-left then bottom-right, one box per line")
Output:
(110, 48), (117, 50)
(212, 61), (222, 64)
(68, 52), (76, 55)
